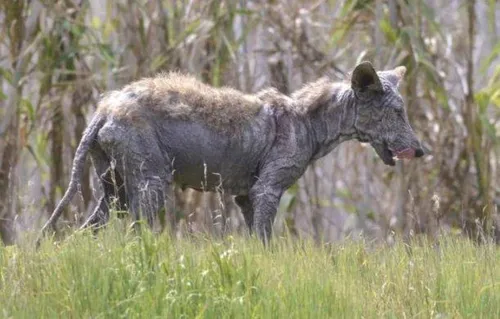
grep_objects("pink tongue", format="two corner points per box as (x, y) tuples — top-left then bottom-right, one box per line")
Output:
(395, 148), (416, 159)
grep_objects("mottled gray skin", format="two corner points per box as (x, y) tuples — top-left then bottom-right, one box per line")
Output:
(39, 62), (424, 244)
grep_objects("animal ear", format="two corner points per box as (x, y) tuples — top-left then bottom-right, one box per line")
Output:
(385, 66), (406, 87)
(393, 66), (406, 78)
(351, 61), (383, 93)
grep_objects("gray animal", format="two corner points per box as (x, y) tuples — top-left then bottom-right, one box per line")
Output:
(40, 61), (424, 243)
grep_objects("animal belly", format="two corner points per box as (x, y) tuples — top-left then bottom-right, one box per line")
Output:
(158, 120), (265, 194)
(172, 162), (254, 195)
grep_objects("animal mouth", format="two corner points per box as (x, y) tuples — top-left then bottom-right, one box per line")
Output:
(393, 148), (416, 160)
(382, 146), (396, 166)
(372, 143), (421, 166)
(372, 142), (395, 166)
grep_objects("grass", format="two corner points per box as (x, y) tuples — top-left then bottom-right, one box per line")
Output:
(1, 220), (499, 318)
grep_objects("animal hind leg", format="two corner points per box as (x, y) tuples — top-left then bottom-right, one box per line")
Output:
(121, 132), (172, 231)
(80, 148), (127, 230)
(126, 179), (170, 232)
(125, 167), (171, 231)
(235, 195), (254, 233)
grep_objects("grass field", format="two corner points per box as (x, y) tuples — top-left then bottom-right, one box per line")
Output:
(1, 221), (499, 318)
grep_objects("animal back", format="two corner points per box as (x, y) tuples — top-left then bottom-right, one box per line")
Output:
(98, 72), (263, 131)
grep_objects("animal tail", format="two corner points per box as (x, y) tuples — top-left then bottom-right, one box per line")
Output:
(39, 113), (106, 239)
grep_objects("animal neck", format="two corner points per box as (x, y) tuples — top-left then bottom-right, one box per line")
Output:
(306, 85), (359, 160)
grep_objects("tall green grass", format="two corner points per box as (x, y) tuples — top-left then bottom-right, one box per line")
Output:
(1, 221), (499, 318)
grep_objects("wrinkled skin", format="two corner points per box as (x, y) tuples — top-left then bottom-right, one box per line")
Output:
(39, 61), (424, 245)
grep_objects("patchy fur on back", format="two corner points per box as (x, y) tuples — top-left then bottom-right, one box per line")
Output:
(98, 72), (263, 130)
(97, 72), (350, 131)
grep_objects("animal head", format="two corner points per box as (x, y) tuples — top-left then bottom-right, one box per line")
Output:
(351, 61), (424, 166)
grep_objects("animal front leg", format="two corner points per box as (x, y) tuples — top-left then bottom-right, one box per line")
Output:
(249, 185), (283, 244)
(247, 154), (308, 244)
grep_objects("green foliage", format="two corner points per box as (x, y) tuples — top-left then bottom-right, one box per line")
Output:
(0, 67), (13, 85)
(379, 19), (398, 44)
(1, 223), (499, 318)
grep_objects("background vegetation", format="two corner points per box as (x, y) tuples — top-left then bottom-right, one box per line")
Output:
(1, 0), (500, 244)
